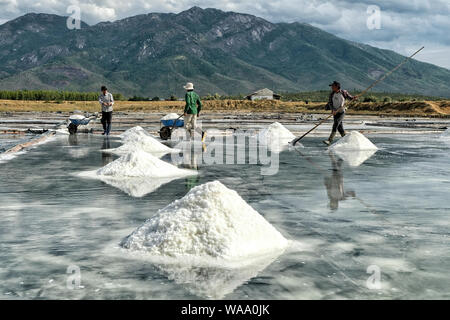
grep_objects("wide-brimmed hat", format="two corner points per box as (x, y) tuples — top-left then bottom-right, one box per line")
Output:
(183, 82), (194, 90)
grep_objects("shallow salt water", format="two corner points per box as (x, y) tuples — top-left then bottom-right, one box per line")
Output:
(0, 132), (449, 299)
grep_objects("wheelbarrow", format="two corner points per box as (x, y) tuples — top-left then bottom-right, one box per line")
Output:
(68, 113), (99, 135)
(159, 115), (184, 140)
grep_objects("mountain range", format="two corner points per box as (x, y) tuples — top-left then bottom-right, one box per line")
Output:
(0, 6), (449, 97)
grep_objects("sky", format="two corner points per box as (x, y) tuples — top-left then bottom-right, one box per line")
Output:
(0, 0), (449, 69)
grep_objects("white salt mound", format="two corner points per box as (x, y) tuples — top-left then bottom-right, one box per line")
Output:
(96, 150), (195, 178)
(161, 113), (182, 120)
(121, 181), (288, 260)
(329, 131), (378, 151)
(78, 150), (197, 197)
(109, 134), (179, 156)
(259, 122), (295, 142)
(258, 122), (296, 152)
(120, 126), (150, 141)
(69, 114), (85, 120)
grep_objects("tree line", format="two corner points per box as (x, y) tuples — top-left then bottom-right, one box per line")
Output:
(0, 90), (125, 101)
(0, 89), (443, 103)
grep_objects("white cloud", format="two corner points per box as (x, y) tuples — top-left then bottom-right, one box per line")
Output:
(0, 0), (449, 69)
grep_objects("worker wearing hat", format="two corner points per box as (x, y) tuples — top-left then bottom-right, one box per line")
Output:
(183, 82), (205, 141)
(323, 81), (356, 146)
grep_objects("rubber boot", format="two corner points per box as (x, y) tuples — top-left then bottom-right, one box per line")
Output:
(323, 132), (336, 146)
(340, 131), (347, 137)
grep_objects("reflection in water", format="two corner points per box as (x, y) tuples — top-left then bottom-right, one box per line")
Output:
(332, 149), (377, 167)
(154, 251), (283, 299)
(101, 137), (113, 166)
(324, 152), (356, 211)
(68, 134), (78, 146)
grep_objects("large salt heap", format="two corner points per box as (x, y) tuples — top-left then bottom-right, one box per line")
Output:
(121, 181), (288, 260)
(79, 150), (197, 197)
(107, 126), (179, 156)
(120, 126), (149, 141)
(329, 131), (378, 167)
(258, 122), (297, 152)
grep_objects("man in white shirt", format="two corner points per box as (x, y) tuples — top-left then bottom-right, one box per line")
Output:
(99, 86), (114, 135)
(323, 81), (356, 146)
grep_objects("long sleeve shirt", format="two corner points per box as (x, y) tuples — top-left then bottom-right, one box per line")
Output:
(184, 91), (202, 115)
(331, 92), (345, 112)
(99, 92), (114, 112)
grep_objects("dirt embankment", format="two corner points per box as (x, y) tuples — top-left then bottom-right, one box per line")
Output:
(0, 99), (449, 117)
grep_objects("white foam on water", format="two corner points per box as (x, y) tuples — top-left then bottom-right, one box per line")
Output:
(106, 133), (180, 156)
(329, 131), (378, 151)
(161, 113), (182, 120)
(78, 150), (197, 196)
(258, 122), (297, 152)
(121, 180), (289, 261)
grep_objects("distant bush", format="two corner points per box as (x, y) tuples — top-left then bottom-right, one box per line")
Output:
(363, 95), (378, 102)
(383, 97), (392, 103)
(151, 96), (160, 101)
(129, 95), (149, 101)
(169, 95), (178, 101)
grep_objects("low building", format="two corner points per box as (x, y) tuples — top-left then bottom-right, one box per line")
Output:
(246, 88), (281, 101)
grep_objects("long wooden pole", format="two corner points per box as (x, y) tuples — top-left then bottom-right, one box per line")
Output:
(291, 46), (425, 145)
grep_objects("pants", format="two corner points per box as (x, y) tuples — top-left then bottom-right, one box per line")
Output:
(101, 111), (112, 134)
(185, 114), (198, 138)
(331, 112), (345, 137)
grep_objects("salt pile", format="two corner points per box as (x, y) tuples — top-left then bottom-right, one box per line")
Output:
(107, 126), (179, 156)
(120, 126), (150, 141)
(79, 150), (197, 197)
(161, 113), (182, 120)
(258, 122), (296, 152)
(96, 150), (195, 178)
(121, 181), (288, 260)
(329, 131), (378, 151)
(109, 134), (180, 156)
(329, 131), (378, 167)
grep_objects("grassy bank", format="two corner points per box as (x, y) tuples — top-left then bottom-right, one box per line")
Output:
(0, 99), (449, 117)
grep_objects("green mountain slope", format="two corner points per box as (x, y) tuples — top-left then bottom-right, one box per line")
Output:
(0, 7), (449, 97)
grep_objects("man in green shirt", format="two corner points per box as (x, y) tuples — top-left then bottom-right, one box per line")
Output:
(183, 82), (205, 141)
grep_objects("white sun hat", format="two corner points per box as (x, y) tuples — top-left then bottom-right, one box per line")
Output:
(183, 82), (194, 90)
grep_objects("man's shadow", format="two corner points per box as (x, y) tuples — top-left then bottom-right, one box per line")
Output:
(324, 152), (356, 211)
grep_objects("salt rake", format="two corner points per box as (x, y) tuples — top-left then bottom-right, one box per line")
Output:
(291, 46), (425, 146)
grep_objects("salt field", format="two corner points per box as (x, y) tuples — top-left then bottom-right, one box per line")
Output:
(1, 129), (450, 299)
